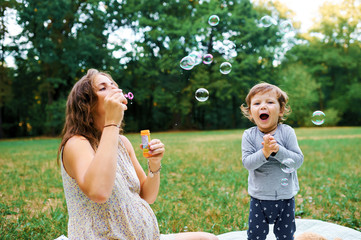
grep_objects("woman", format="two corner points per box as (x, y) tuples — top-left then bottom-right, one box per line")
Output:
(57, 69), (218, 240)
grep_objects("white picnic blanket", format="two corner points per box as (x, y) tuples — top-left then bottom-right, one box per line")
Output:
(55, 219), (361, 240)
(217, 219), (361, 240)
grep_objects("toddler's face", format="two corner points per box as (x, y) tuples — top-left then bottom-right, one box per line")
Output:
(250, 90), (283, 133)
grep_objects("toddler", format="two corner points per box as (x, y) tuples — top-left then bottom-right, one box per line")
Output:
(240, 83), (304, 240)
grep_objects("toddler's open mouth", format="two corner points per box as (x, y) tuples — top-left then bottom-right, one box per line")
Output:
(260, 113), (269, 120)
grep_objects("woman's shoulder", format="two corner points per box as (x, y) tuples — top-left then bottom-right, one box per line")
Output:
(119, 135), (134, 153)
(119, 134), (129, 142)
(63, 135), (93, 156)
(65, 135), (89, 147)
(62, 135), (95, 179)
(119, 134), (131, 147)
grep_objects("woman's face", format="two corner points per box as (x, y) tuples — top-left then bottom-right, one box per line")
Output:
(92, 74), (121, 120)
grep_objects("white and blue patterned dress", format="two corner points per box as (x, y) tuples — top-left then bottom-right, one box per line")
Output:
(61, 137), (166, 240)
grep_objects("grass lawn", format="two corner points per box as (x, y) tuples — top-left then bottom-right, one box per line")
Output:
(0, 127), (360, 239)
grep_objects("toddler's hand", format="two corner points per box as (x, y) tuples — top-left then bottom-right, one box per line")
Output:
(262, 134), (279, 158)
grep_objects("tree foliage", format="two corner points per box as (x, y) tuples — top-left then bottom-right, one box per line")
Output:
(0, 0), (360, 138)
(282, 0), (361, 126)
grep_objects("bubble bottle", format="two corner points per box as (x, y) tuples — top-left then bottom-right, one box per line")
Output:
(140, 130), (151, 158)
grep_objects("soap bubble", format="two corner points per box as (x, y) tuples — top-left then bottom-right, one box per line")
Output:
(279, 20), (294, 34)
(208, 15), (220, 26)
(280, 158), (296, 173)
(220, 62), (232, 74)
(203, 54), (213, 64)
(124, 92), (134, 100)
(189, 51), (203, 66)
(124, 92), (134, 105)
(195, 88), (209, 102)
(281, 178), (289, 186)
(180, 56), (195, 70)
(311, 110), (325, 125)
(260, 15), (277, 28)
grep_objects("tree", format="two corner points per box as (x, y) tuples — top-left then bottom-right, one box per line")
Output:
(0, 0), (19, 138)
(1, 0), (304, 137)
(9, 0), (124, 136)
(117, 0), (287, 131)
(283, 0), (361, 126)
(277, 63), (319, 127)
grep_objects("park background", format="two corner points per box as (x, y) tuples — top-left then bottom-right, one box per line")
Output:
(1, 0), (360, 137)
(0, 0), (360, 239)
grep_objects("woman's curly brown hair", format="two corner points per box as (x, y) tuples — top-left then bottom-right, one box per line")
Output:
(57, 69), (121, 164)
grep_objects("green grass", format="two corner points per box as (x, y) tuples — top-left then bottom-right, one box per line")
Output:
(1, 127), (360, 239)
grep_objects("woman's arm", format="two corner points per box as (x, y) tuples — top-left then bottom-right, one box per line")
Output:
(62, 126), (120, 204)
(121, 135), (164, 204)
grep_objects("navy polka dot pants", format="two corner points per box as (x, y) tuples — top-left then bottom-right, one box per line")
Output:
(247, 197), (296, 240)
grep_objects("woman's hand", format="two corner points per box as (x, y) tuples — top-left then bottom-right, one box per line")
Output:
(140, 139), (165, 166)
(148, 139), (165, 158)
(104, 89), (128, 125)
(138, 138), (165, 203)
